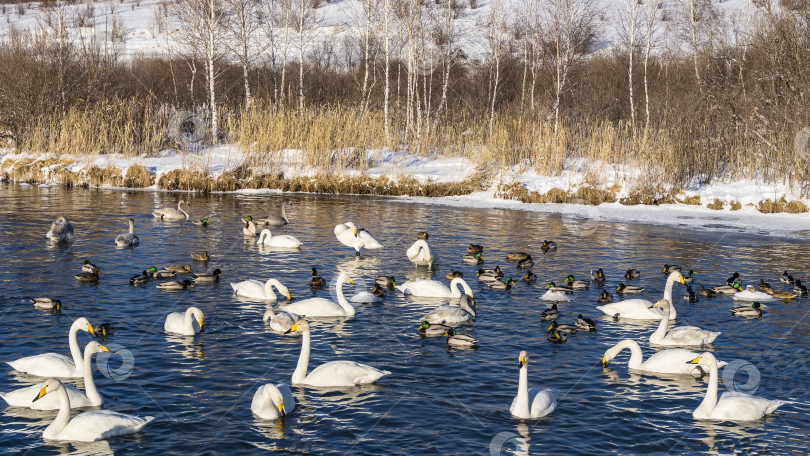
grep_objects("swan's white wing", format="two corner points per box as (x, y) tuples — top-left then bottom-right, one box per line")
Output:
(115, 233), (139, 246)
(422, 306), (473, 325)
(54, 410), (154, 442)
(334, 224), (360, 249)
(282, 298), (348, 317)
(251, 384), (281, 419)
(541, 290), (571, 302)
(357, 230), (382, 249)
(711, 392), (785, 420)
(350, 292), (382, 303)
(304, 361), (390, 387)
(638, 349), (701, 374)
(1, 382), (95, 410)
(164, 312), (199, 336)
(230, 280), (268, 299)
(596, 299), (667, 320)
(268, 312), (299, 332)
(733, 291), (774, 301)
(396, 280), (451, 297)
(265, 235), (301, 248)
(528, 388), (558, 418)
(7, 353), (80, 378)
(659, 327), (721, 346)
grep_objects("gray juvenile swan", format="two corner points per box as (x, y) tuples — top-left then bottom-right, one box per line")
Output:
(115, 218), (139, 247)
(257, 202), (289, 226)
(46, 216), (74, 243)
(153, 200), (190, 220)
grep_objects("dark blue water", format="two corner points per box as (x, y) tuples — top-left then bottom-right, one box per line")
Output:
(1, 183), (808, 455)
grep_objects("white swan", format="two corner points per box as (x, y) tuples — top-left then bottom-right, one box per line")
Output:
(510, 351), (558, 419)
(7, 317), (94, 378)
(1, 342), (107, 410)
(263, 309), (300, 333)
(733, 285), (775, 302)
(596, 271), (684, 320)
(32, 378), (154, 442)
(152, 200), (189, 220)
(114, 218), (139, 247)
(164, 307), (204, 336)
(650, 299), (721, 346)
(231, 278), (291, 301)
(251, 383), (295, 419)
(396, 277), (474, 298)
(287, 319), (390, 387)
(334, 222), (383, 255)
(281, 273), (356, 317)
(422, 295), (476, 325)
(689, 352), (784, 420)
(46, 216), (74, 243)
(406, 239), (434, 267)
(257, 229), (302, 248)
(602, 339), (724, 377)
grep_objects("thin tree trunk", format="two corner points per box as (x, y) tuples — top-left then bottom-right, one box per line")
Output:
(383, 0), (390, 141)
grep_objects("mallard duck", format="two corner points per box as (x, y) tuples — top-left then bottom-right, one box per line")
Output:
(466, 244), (483, 255)
(151, 269), (177, 279)
(445, 269), (463, 280)
(712, 281), (742, 295)
(547, 329), (567, 343)
(507, 252), (529, 262)
(372, 284), (386, 298)
(541, 240), (557, 252)
(444, 328), (478, 348)
(192, 218), (210, 226)
(462, 253), (484, 265)
(758, 279), (774, 294)
(576, 314), (596, 331)
(540, 304), (559, 321)
(375, 276), (396, 288)
(598, 290), (613, 304)
(591, 268), (606, 282)
(624, 268), (640, 280)
(191, 251), (209, 262)
(616, 283), (643, 295)
(129, 270), (152, 285)
(310, 267), (326, 288)
(488, 278), (514, 290)
(683, 285), (699, 302)
(682, 270), (694, 284)
(699, 285), (717, 298)
(523, 271), (537, 284)
(477, 267), (502, 283)
(780, 270), (793, 284)
(417, 321), (450, 336)
(165, 264), (193, 274)
(243, 216), (258, 236)
(564, 275), (589, 290)
(516, 256), (534, 269)
(81, 260), (101, 274)
(75, 272), (99, 283)
(662, 264), (681, 275)
(544, 282), (573, 293)
(191, 269), (222, 283)
(31, 298), (62, 312)
(731, 302), (763, 317)
(726, 272), (741, 286)
(547, 320), (577, 334)
(156, 279), (193, 290)
(417, 231), (429, 240)
(767, 289), (798, 299)
(93, 323), (114, 338)
(794, 280), (808, 296)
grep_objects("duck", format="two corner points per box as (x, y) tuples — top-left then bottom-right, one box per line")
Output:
(375, 276), (396, 289)
(30, 378), (154, 441)
(31, 298), (62, 312)
(421, 295), (476, 325)
(129, 268), (156, 285)
(243, 216), (259, 236)
(165, 264), (193, 274)
(547, 330), (566, 343)
(540, 304), (559, 321)
(477, 266), (503, 283)
(509, 350), (557, 420)
(767, 289), (798, 300)
(45, 216), (74, 243)
(1, 341), (108, 410)
(191, 251), (209, 261)
(523, 271), (536, 284)
(310, 267), (326, 288)
(564, 275), (589, 289)
(780, 270), (793, 284)
(164, 307), (204, 336)
(758, 279), (774, 294)
(591, 268), (606, 282)
(417, 321), (451, 336)
(262, 309), (300, 333)
(191, 218), (210, 226)
(251, 383), (295, 420)
(445, 269), (463, 280)
(256, 202), (289, 226)
(258, 229), (302, 248)
(488, 278), (514, 290)
(285, 319), (390, 387)
(151, 269), (177, 279)
(506, 252), (529, 262)
(93, 323), (114, 339)
(649, 299), (720, 346)
(372, 284), (387, 298)
(231, 278), (291, 301)
(397, 277), (474, 299)
(733, 285), (775, 302)
(616, 283), (644, 295)
(711, 281), (742, 295)
(726, 272), (741, 286)
(191, 269), (222, 283)
(334, 222), (383, 255)
(683, 285), (699, 302)
(794, 280), (808, 296)
(624, 268), (640, 280)
(75, 272), (99, 283)
(516, 256), (534, 269)
(547, 321), (577, 335)
(417, 231), (429, 240)
(601, 339), (723, 377)
(596, 271), (684, 320)
(81, 260), (101, 274)
(662, 264), (681, 275)
(462, 253), (485, 265)
(576, 314), (596, 331)
(466, 244), (483, 255)
(406, 239), (435, 267)
(153, 200), (189, 220)
(731, 302), (763, 317)
(682, 270), (694, 283)
(115, 218), (139, 247)
(597, 290), (613, 304)
(698, 285), (717, 298)
(688, 352), (784, 420)
(444, 328), (478, 348)
(156, 279), (193, 290)
(541, 240), (557, 252)
(7, 317), (95, 377)
(281, 273), (356, 317)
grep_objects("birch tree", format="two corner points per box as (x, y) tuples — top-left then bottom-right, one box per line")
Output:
(225, 0), (263, 107)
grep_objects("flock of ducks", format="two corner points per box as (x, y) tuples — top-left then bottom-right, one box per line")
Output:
(1, 201), (793, 444)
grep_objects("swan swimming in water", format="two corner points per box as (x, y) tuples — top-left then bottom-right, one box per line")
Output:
(164, 307), (204, 336)
(649, 299), (721, 347)
(334, 222), (382, 255)
(280, 272), (356, 317)
(262, 309), (301, 333)
(396, 277), (474, 298)
(406, 239), (435, 267)
(601, 339), (724, 377)
(596, 271), (685, 320)
(46, 216), (74, 243)
(510, 351), (558, 419)
(231, 278), (291, 301)
(115, 218), (139, 247)
(251, 383), (295, 419)
(152, 200), (189, 220)
(257, 229), (302, 248)
(256, 202), (289, 227)
(7, 317), (94, 378)
(421, 295), (476, 325)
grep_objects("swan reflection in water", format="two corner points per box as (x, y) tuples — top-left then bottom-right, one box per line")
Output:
(165, 334), (205, 364)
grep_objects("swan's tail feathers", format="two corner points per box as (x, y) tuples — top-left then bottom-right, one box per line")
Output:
(229, 282), (239, 291)
(136, 416), (156, 431)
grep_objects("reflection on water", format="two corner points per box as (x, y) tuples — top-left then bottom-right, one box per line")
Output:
(1, 183), (809, 454)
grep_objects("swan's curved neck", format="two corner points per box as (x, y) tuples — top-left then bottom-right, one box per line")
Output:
(651, 304), (671, 342)
(614, 339), (644, 369)
(663, 277), (678, 318)
(265, 279), (280, 300)
(292, 330), (311, 383)
(696, 356), (719, 417)
(461, 299), (475, 317)
(178, 201), (189, 219)
(82, 346), (101, 405)
(44, 383), (71, 438)
(68, 323), (84, 372)
(258, 229), (271, 243)
(128, 219), (135, 234)
(263, 309), (275, 322)
(450, 278), (470, 298)
(515, 363), (530, 416)
(185, 309), (197, 333)
(335, 277), (356, 316)
(281, 204), (288, 222)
